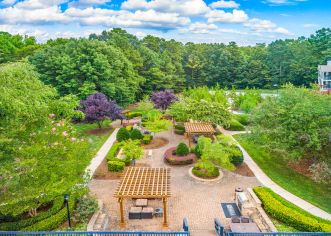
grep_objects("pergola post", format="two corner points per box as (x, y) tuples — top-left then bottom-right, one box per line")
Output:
(119, 198), (125, 227)
(162, 197), (168, 227)
(187, 132), (191, 148)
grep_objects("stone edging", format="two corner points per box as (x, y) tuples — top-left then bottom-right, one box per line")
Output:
(188, 167), (224, 183)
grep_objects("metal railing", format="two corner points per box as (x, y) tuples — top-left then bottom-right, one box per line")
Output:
(0, 232), (190, 236)
(226, 233), (331, 236)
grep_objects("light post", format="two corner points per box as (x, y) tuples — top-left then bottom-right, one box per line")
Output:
(64, 194), (72, 230)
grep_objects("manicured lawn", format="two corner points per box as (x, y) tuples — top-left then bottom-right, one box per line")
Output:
(234, 134), (331, 214)
(73, 120), (114, 155)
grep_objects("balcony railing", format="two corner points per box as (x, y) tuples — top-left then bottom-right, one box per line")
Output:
(0, 232), (190, 236)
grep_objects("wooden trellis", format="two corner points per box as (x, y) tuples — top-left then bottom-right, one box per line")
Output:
(184, 122), (216, 147)
(114, 167), (171, 227)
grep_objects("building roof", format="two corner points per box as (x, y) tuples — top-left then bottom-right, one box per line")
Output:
(184, 122), (216, 134)
(114, 167), (171, 199)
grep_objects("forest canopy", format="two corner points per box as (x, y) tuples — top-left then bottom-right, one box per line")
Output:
(1, 28), (331, 105)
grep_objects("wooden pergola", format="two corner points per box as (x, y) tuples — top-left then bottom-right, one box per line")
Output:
(114, 167), (171, 227)
(184, 122), (216, 147)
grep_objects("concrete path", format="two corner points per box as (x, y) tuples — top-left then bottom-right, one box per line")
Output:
(85, 128), (119, 177)
(221, 129), (331, 221)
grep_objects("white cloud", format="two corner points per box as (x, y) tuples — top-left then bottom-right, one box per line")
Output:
(121, 0), (210, 16)
(218, 28), (247, 35)
(244, 18), (292, 35)
(206, 9), (248, 23)
(14, 0), (67, 9)
(0, 0), (17, 5)
(263, 0), (308, 6)
(209, 0), (239, 9)
(180, 22), (218, 34)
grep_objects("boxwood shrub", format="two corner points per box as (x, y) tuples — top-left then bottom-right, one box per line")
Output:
(176, 143), (189, 156)
(22, 198), (75, 231)
(253, 187), (331, 232)
(106, 143), (122, 161)
(116, 128), (130, 142)
(174, 129), (185, 135)
(130, 128), (143, 140)
(226, 119), (245, 131)
(0, 197), (64, 231)
(108, 160), (125, 172)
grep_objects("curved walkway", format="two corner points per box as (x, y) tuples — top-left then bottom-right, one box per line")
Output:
(220, 127), (331, 221)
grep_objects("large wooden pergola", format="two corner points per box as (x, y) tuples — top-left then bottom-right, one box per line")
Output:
(184, 122), (216, 147)
(114, 167), (171, 227)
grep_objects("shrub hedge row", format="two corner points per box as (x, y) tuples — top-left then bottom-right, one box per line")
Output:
(0, 197), (64, 231)
(106, 143), (122, 161)
(253, 187), (331, 232)
(22, 198), (76, 231)
(108, 160), (125, 172)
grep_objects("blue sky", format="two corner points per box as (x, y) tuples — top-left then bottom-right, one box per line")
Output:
(0, 0), (330, 45)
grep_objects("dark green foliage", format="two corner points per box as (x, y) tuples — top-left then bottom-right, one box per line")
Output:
(226, 119), (245, 131)
(116, 128), (130, 142)
(228, 146), (244, 166)
(22, 198), (75, 231)
(73, 195), (98, 224)
(106, 143), (122, 161)
(254, 187), (331, 232)
(174, 129), (185, 135)
(108, 160), (125, 172)
(174, 124), (185, 130)
(143, 134), (153, 144)
(192, 160), (219, 178)
(130, 128), (143, 140)
(176, 142), (189, 156)
(0, 197), (64, 231)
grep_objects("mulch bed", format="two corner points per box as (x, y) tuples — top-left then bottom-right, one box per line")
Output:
(164, 147), (197, 165)
(93, 159), (150, 180)
(142, 137), (169, 149)
(234, 163), (255, 177)
(87, 127), (113, 136)
(288, 159), (313, 177)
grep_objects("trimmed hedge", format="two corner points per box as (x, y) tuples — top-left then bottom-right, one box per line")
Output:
(0, 197), (64, 231)
(174, 129), (185, 135)
(116, 128), (130, 142)
(22, 198), (76, 231)
(226, 119), (245, 131)
(130, 128), (143, 140)
(174, 124), (185, 131)
(176, 143), (189, 156)
(106, 143), (122, 161)
(108, 160), (125, 172)
(253, 187), (331, 232)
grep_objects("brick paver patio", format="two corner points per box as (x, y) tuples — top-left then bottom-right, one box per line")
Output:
(89, 129), (260, 234)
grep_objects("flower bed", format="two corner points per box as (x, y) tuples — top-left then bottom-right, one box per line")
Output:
(164, 147), (197, 165)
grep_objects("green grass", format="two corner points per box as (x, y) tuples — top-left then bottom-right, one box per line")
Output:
(73, 120), (114, 155)
(234, 134), (331, 214)
(271, 218), (299, 232)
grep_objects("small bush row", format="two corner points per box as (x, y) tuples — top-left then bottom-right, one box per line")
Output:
(108, 160), (125, 172)
(22, 198), (76, 231)
(126, 112), (142, 119)
(0, 197), (64, 231)
(116, 127), (143, 142)
(253, 187), (331, 232)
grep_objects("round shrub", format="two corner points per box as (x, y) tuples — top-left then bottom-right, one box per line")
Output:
(228, 146), (244, 166)
(116, 128), (130, 142)
(174, 129), (185, 135)
(176, 142), (189, 156)
(130, 128), (143, 140)
(192, 160), (219, 178)
(226, 119), (245, 131)
(174, 124), (185, 131)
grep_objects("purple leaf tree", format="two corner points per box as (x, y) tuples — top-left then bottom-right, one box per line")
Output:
(80, 92), (124, 128)
(151, 90), (177, 110)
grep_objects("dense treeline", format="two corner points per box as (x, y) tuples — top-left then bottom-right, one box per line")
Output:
(1, 28), (331, 105)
